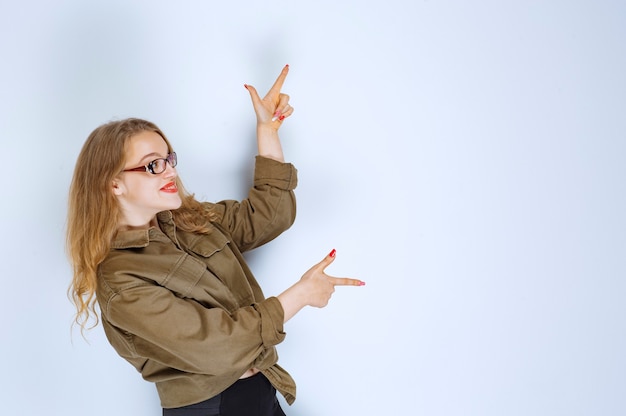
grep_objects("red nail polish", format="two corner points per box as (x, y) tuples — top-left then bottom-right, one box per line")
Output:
(329, 249), (336, 258)
(279, 115), (285, 121)
(244, 84), (249, 90)
(359, 281), (366, 286)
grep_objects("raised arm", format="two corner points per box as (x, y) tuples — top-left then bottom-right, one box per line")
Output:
(244, 65), (294, 162)
(246, 67), (364, 321)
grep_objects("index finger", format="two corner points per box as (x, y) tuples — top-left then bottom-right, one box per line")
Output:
(267, 64), (290, 97)
(330, 277), (366, 287)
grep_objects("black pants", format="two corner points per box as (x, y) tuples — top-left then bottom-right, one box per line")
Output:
(163, 373), (286, 416)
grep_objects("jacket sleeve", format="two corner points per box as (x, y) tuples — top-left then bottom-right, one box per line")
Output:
(206, 156), (297, 252)
(102, 275), (286, 377)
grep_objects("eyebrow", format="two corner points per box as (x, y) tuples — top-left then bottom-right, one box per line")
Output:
(136, 152), (166, 165)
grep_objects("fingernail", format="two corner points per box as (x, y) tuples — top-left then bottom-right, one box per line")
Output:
(359, 281), (366, 286)
(329, 249), (336, 258)
(279, 115), (285, 121)
(271, 111), (281, 122)
(285, 64), (289, 68)
(244, 84), (249, 90)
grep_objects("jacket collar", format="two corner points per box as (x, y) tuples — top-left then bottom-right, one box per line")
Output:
(111, 210), (175, 249)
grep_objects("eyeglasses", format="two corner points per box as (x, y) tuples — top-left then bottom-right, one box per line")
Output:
(123, 152), (177, 174)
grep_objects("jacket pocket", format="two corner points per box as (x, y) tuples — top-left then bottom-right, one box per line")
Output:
(181, 229), (255, 309)
(184, 229), (230, 258)
(162, 253), (208, 298)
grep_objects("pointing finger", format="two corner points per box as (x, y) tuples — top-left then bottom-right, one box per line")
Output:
(329, 277), (366, 287)
(317, 249), (365, 286)
(267, 64), (290, 98)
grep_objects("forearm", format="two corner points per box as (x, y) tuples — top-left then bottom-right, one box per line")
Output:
(277, 283), (308, 323)
(257, 125), (284, 162)
(107, 287), (285, 374)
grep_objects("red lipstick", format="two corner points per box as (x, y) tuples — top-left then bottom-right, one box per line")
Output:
(160, 181), (178, 193)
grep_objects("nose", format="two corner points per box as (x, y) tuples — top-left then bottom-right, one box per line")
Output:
(162, 160), (177, 178)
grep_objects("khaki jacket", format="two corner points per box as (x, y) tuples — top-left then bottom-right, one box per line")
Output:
(96, 156), (298, 409)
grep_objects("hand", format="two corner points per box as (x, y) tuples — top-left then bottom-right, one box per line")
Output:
(299, 249), (365, 308)
(244, 65), (294, 129)
(278, 250), (365, 323)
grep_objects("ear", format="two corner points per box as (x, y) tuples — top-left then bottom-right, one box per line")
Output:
(111, 179), (124, 196)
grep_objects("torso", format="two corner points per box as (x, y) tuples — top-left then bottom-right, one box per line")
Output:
(240, 368), (261, 379)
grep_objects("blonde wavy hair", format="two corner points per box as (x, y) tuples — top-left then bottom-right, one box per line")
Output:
(67, 118), (213, 332)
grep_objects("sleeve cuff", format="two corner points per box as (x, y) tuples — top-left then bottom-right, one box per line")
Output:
(253, 296), (286, 347)
(254, 156), (298, 190)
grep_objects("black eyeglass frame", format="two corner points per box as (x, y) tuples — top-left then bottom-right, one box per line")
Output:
(122, 152), (177, 175)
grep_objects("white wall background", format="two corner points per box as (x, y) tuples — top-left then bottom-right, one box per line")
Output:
(1, 1), (625, 415)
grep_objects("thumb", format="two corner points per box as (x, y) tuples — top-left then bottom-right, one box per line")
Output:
(243, 84), (263, 108)
(319, 248), (337, 269)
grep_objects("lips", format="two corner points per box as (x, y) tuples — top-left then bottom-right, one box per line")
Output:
(160, 181), (178, 193)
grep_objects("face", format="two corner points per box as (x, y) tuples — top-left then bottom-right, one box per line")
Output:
(112, 130), (182, 229)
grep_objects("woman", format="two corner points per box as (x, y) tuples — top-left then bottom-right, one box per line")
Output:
(67, 65), (364, 415)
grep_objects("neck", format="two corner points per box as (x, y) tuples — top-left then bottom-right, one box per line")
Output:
(117, 215), (158, 231)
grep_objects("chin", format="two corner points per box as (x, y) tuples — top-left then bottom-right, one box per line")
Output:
(169, 196), (183, 210)
(158, 193), (182, 211)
